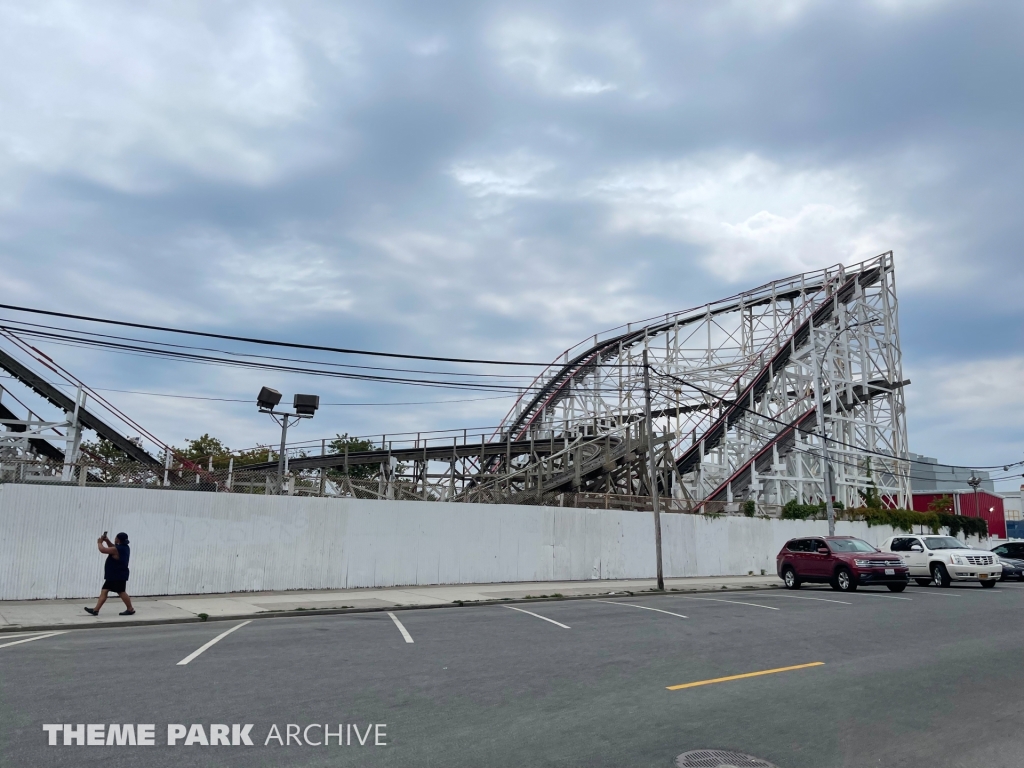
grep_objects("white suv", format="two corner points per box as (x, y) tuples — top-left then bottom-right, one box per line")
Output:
(879, 535), (999, 588)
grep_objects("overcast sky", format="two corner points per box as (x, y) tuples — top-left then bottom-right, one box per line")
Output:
(0, 1), (1021, 488)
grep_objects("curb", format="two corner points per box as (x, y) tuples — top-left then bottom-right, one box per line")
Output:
(0, 583), (782, 635)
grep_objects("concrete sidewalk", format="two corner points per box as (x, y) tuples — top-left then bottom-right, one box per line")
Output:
(0, 574), (779, 632)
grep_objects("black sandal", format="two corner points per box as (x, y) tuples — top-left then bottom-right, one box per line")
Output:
(119, 610), (135, 616)
(84, 607), (98, 616)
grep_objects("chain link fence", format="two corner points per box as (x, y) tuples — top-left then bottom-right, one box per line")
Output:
(0, 458), (789, 517)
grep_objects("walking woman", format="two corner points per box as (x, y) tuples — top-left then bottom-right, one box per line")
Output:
(84, 532), (135, 616)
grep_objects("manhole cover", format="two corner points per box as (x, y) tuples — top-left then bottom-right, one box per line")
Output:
(676, 750), (779, 768)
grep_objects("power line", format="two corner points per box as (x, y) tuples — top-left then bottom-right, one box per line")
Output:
(651, 367), (1024, 473)
(0, 375), (512, 407)
(4, 328), (633, 396)
(0, 302), (558, 366)
(0, 317), (541, 379)
(724, 418), (1013, 488)
(8, 332), (542, 393)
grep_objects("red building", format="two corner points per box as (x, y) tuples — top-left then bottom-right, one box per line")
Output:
(912, 491), (1006, 539)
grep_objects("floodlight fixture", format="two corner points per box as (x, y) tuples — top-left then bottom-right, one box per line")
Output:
(257, 386), (282, 412)
(256, 388), (320, 494)
(293, 393), (320, 417)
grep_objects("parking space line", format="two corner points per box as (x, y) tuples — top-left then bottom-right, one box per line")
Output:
(903, 589), (961, 597)
(671, 596), (779, 610)
(755, 594), (851, 605)
(667, 661), (824, 691)
(805, 589), (910, 601)
(0, 631), (66, 650)
(843, 591), (911, 601)
(504, 605), (570, 629)
(388, 612), (414, 643)
(176, 620), (251, 666)
(594, 600), (688, 618)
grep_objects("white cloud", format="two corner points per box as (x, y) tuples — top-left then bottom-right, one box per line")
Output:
(411, 36), (447, 57)
(448, 150), (556, 199)
(448, 149), (929, 286)
(360, 231), (474, 266)
(910, 356), (1024, 433)
(0, 2), (357, 192)
(586, 153), (913, 282)
(490, 17), (641, 98)
(906, 356), (1024, 480)
(202, 235), (355, 319)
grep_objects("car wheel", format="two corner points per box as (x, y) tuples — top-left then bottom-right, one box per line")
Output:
(782, 567), (801, 590)
(931, 563), (952, 588)
(833, 567), (857, 592)
(914, 578), (932, 587)
(981, 579), (997, 589)
(887, 584), (906, 592)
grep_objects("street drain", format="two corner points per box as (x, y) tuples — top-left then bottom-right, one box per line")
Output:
(676, 750), (779, 768)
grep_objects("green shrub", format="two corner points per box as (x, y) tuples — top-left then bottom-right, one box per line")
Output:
(781, 499), (843, 520)
(741, 499), (756, 517)
(841, 506), (987, 538)
(781, 499), (821, 520)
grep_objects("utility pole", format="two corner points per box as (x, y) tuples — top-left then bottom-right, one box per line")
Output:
(643, 348), (665, 591)
(811, 327), (836, 536)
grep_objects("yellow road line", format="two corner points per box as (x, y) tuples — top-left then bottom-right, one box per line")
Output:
(667, 662), (824, 691)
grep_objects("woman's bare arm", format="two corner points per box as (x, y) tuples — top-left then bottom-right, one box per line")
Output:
(97, 536), (118, 557)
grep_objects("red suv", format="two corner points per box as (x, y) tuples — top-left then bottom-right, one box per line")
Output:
(777, 536), (910, 592)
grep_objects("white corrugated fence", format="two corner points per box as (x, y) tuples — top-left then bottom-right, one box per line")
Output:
(0, 484), (955, 601)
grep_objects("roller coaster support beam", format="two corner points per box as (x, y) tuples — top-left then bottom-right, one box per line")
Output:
(60, 385), (85, 483)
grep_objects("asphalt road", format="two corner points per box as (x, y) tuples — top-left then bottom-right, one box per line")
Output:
(2, 582), (1023, 768)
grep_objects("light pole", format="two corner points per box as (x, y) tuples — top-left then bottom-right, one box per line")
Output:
(257, 387), (319, 495)
(967, 474), (981, 527)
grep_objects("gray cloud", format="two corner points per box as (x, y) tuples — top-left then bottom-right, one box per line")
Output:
(0, 0), (1020, 483)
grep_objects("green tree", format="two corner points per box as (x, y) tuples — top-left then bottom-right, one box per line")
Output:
(79, 438), (137, 483)
(233, 445), (277, 467)
(857, 458), (883, 510)
(327, 433), (379, 481)
(927, 495), (953, 514)
(81, 438), (132, 465)
(174, 433), (233, 470)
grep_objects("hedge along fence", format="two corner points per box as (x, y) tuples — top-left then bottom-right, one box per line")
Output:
(779, 500), (989, 539)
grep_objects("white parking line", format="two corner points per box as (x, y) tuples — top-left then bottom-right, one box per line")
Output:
(671, 596), (779, 611)
(802, 588), (910, 601)
(176, 621), (251, 666)
(845, 591), (911, 601)
(504, 605), (570, 629)
(756, 594), (851, 605)
(594, 600), (688, 618)
(903, 589), (961, 597)
(0, 631), (66, 650)
(388, 612), (414, 643)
